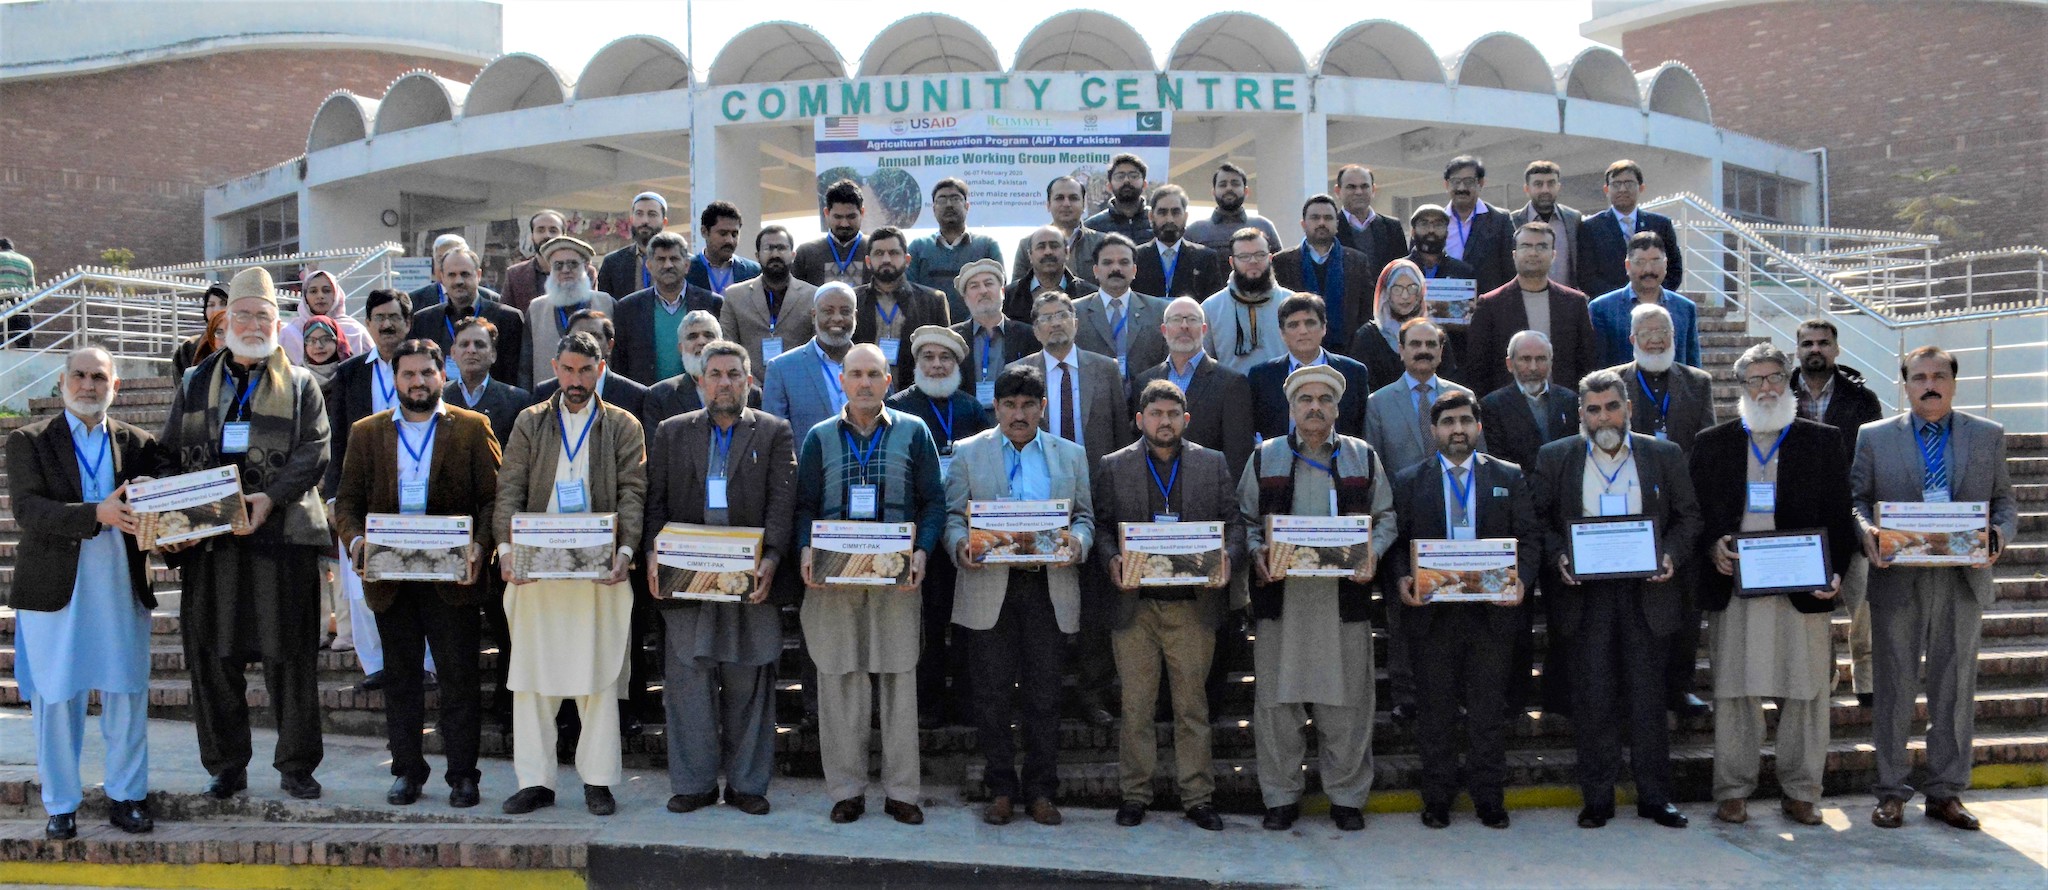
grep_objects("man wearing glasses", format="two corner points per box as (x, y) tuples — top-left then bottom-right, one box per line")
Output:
(1084, 154), (1155, 244)
(1200, 229), (1294, 375)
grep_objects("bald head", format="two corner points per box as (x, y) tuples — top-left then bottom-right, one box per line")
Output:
(1029, 225), (1069, 280)
(840, 343), (891, 413)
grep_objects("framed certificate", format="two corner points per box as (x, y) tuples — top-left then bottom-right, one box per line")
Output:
(1733, 529), (1832, 596)
(966, 499), (1075, 565)
(1875, 501), (1991, 566)
(1566, 515), (1661, 581)
(1411, 538), (1519, 603)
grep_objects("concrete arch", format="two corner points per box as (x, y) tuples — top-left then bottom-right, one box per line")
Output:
(1561, 46), (1641, 107)
(307, 89), (375, 153)
(856, 13), (1001, 77)
(1168, 12), (1306, 73)
(1013, 10), (1152, 72)
(462, 52), (565, 118)
(575, 34), (691, 100)
(707, 21), (846, 85)
(1642, 61), (1713, 123)
(1449, 32), (1554, 94)
(372, 70), (464, 136)
(1315, 19), (1443, 83)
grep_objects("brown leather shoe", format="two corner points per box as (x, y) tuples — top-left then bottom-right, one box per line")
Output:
(1026, 798), (1063, 826)
(982, 796), (1014, 825)
(829, 797), (865, 824)
(883, 798), (925, 825)
(1714, 799), (1748, 824)
(1925, 797), (1981, 831)
(1780, 799), (1822, 826)
(1871, 798), (1904, 829)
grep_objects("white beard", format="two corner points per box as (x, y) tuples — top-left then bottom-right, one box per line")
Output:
(815, 329), (852, 349)
(1590, 425), (1626, 451)
(544, 275), (594, 307)
(1738, 391), (1798, 433)
(681, 352), (707, 379)
(227, 330), (278, 361)
(1517, 377), (1549, 397)
(915, 368), (961, 399)
(1633, 346), (1675, 374)
(63, 392), (112, 421)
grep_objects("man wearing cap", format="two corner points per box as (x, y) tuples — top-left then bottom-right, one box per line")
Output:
(1405, 204), (1479, 284)
(410, 235), (503, 311)
(502, 210), (567, 312)
(907, 178), (1005, 321)
(718, 225), (815, 374)
(888, 325), (991, 728)
(950, 258), (1038, 409)
(598, 192), (671, 301)
(613, 230), (723, 387)
(1073, 234), (1168, 381)
(159, 267), (333, 802)
(1238, 363), (1397, 832)
(644, 311), (763, 431)
(525, 236), (614, 389)
(409, 247), (526, 386)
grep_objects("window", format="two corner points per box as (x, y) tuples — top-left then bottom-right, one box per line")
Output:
(1722, 165), (1800, 225)
(222, 196), (299, 257)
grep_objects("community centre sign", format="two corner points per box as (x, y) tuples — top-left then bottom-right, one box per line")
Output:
(718, 71), (1305, 123)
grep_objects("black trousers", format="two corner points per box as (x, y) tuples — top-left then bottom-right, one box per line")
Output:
(1568, 584), (1673, 813)
(1412, 606), (1514, 812)
(968, 570), (1066, 802)
(186, 643), (323, 778)
(918, 553), (969, 722)
(1664, 575), (1703, 706)
(375, 585), (482, 784)
(1073, 565), (1117, 711)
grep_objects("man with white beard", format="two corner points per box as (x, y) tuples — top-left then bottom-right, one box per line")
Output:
(525, 237), (613, 389)
(1687, 343), (1859, 827)
(887, 326), (991, 728)
(644, 311), (762, 432)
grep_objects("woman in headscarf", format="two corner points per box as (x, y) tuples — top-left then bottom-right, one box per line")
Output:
(295, 313), (353, 648)
(279, 270), (372, 363)
(168, 284), (229, 381)
(1347, 259), (1428, 390)
(296, 315), (352, 384)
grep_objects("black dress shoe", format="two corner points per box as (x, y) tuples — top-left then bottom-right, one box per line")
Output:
(109, 799), (154, 834)
(1925, 797), (1981, 831)
(1478, 807), (1511, 829)
(280, 771), (323, 800)
(1262, 804), (1299, 831)
(666, 790), (719, 813)
(1420, 808), (1450, 829)
(1115, 800), (1146, 827)
(358, 670), (390, 692)
(1389, 702), (1418, 724)
(502, 785), (557, 814)
(585, 784), (617, 816)
(1855, 692), (1875, 709)
(387, 775), (425, 806)
(830, 797), (865, 823)
(1330, 805), (1366, 831)
(1184, 803), (1224, 831)
(1577, 807), (1610, 829)
(1080, 704), (1116, 728)
(1638, 803), (1689, 828)
(725, 791), (772, 816)
(202, 769), (247, 800)
(45, 813), (76, 840)
(449, 777), (481, 809)
(1671, 693), (1711, 718)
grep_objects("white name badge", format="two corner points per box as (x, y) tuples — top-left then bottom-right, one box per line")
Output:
(1746, 482), (1776, 513)
(1653, 429), (1669, 441)
(556, 479), (589, 513)
(849, 484), (878, 519)
(1450, 516), (1475, 540)
(1117, 356), (1128, 377)
(878, 338), (901, 363)
(1924, 488), (1951, 504)
(1328, 491), (1339, 516)
(1600, 493), (1630, 517)
(938, 454), (955, 478)
(760, 337), (784, 362)
(1153, 513), (1179, 523)
(707, 477), (729, 510)
(976, 380), (995, 407)
(400, 480), (428, 514)
(221, 421), (251, 453)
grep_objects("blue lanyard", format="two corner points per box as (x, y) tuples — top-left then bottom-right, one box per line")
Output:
(1588, 442), (1634, 493)
(930, 399), (955, 444)
(1744, 422), (1791, 467)
(707, 261), (732, 294)
(395, 415), (437, 479)
(843, 426), (882, 482)
(1442, 456), (1474, 516)
(640, 259), (651, 291)
(1635, 368), (1670, 422)
(555, 303), (580, 335)
(231, 371), (259, 421)
(979, 329), (996, 376)
(765, 288), (783, 333)
(710, 422), (734, 476)
(1291, 447), (1337, 479)
(1915, 421), (1948, 475)
(1425, 264), (1444, 279)
(877, 298), (901, 331)
(370, 361), (394, 406)
(556, 404), (597, 464)
(443, 311), (458, 345)
(828, 233), (862, 275)
(1147, 452), (1180, 506)
(72, 424), (110, 499)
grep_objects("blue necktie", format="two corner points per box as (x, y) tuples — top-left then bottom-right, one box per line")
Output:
(1921, 422), (1948, 492)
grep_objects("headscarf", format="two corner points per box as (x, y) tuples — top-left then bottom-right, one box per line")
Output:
(297, 270), (343, 318)
(1372, 258), (1427, 352)
(298, 315), (351, 383)
(280, 270), (372, 362)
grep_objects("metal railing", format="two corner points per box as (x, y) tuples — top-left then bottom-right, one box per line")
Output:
(1828, 247), (2048, 316)
(133, 242), (403, 314)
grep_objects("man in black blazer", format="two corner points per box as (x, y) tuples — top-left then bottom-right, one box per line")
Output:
(409, 248), (525, 385)
(1273, 195), (1375, 352)
(1334, 164), (1407, 288)
(951, 258), (1038, 406)
(853, 226), (951, 389)
(1386, 391), (1541, 829)
(324, 288), (413, 498)
(1441, 156), (1516, 295)
(1577, 160), (1682, 298)
(1531, 368), (1700, 829)
(1127, 297), (1256, 486)
(1132, 184), (1223, 300)
(443, 316), (531, 444)
(1606, 302), (1718, 458)
(597, 191), (670, 300)
(611, 231), (722, 386)
(408, 235), (502, 310)
(643, 369), (763, 433)
(1248, 294), (1371, 442)
(1005, 225), (1099, 322)
(1462, 220), (1600, 397)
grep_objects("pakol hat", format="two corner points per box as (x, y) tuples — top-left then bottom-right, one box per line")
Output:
(1283, 364), (1346, 401)
(225, 266), (277, 307)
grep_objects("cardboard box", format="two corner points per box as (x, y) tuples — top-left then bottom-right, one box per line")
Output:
(509, 513), (617, 580)
(1119, 521), (1225, 587)
(655, 523), (764, 602)
(1411, 538), (1520, 603)
(810, 521), (916, 586)
(362, 514), (472, 582)
(966, 499), (1075, 565)
(1265, 514), (1373, 579)
(130, 466), (249, 549)
(1424, 277), (1478, 327)
(1875, 501), (1991, 566)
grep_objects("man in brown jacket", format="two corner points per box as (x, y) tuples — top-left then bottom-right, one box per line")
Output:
(333, 339), (503, 810)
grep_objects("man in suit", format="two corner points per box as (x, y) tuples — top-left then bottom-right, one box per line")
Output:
(906, 177), (1004, 320)
(951, 259), (1038, 409)
(1073, 234), (1168, 380)
(525, 237), (615, 390)
(1854, 345), (2016, 832)
(612, 231), (722, 386)
(1273, 195), (1375, 352)
(1095, 379), (1239, 831)
(792, 178), (869, 289)
(1011, 175), (1104, 285)
(640, 340), (794, 818)
(1442, 156), (1516, 296)
(1005, 224), (1098, 322)
(408, 247), (526, 385)
(596, 191), (670, 300)
(500, 210), (563, 312)
(1577, 159), (1683, 299)
(1509, 161), (1583, 290)
(1084, 153), (1154, 244)
(1388, 390), (1542, 829)
(1690, 343), (1860, 827)
(943, 364), (1093, 827)
(529, 309), (648, 418)
(332, 339), (501, 810)
(1531, 368), (1701, 829)
(444, 317), (530, 443)
(854, 226), (951, 388)
(1588, 232), (1701, 369)
(409, 234), (503, 311)
(762, 282), (858, 446)
(1794, 318), (1887, 706)
(642, 310), (763, 432)
(1463, 220), (1599, 397)
(7, 347), (162, 839)
(718, 226), (815, 373)
(1133, 184), (1222, 300)
(1334, 164), (1407, 288)
(1129, 297), (1255, 479)
(1248, 293), (1372, 441)
(686, 200), (761, 295)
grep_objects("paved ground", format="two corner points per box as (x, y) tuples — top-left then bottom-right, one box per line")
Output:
(0, 708), (2042, 888)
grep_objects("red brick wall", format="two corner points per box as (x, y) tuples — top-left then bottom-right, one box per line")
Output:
(0, 49), (481, 279)
(1622, 0), (2046, 254)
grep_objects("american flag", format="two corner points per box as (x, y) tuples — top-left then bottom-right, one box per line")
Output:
(822, 116), (860, 138)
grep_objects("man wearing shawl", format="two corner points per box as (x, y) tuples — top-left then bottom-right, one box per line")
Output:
(1200, 228), (1294, 375)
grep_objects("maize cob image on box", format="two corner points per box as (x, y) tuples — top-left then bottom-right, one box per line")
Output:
(1875, 501), (1991, 566)
(1119, 521), (1225, 587)
(966, 499), (1074, 565)
(510, 512), (617, 580)
(811, 521), (916, 586)
(1411, 538), (1520, 603)
(363, 514), (473, 582)
(1264, 514), (1373, 579)
(656, 523), (765, 602)
(130, 465), (249, 549)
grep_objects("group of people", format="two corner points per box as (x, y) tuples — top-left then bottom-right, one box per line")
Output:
(8, 153), (2013, 844)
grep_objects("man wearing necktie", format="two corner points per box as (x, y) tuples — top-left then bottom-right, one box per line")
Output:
(1073, 235), (1168, 381)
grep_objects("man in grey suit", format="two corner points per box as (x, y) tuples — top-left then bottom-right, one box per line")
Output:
(444, 316), (532, 445)
(717, 226), (816, 374)
(1854, 345), (2016, 832)
(761, 282), (858, 441)
(944, 364), (1094, 827)
(1072, 234), (1168, 380)
(1128, 298), (1255, 478)
(1508, 161), (1582, 290)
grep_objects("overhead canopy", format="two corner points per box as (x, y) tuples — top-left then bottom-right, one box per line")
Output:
(856, 13), (1001, 77)
(708, 21), (845, 85)
(575, 35), (690, 100)
(1450, 32), (1555, 94)
(372, 71), (463, 135)
(1169, 13), (1307, 74)
(464, 52), (565, 117)
(1013, 10), (1152, 72)
(1316, 20), (1444, 83)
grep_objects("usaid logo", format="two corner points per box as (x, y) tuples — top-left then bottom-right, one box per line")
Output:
(903, 116), (960, 132)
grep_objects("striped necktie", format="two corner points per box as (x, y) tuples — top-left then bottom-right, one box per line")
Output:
(1920, 421), (1949, 492)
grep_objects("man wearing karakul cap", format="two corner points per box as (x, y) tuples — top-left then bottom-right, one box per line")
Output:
(525, 236), (613, 388)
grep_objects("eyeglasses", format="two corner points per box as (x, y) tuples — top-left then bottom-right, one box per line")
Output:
(1232, 252), (1271, 263)
(551, 260), (585, 271)
(932, 195), (966, 206)
(1447, 177), (1481, 189)
(229, 310), (276, 325)
(1033, 311), (1075, 324)
(1110, 171), (1145, 183)
(1741, 371), (1789, 389)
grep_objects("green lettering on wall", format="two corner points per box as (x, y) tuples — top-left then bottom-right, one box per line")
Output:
(959, 78), (971, 110)
(1155, 74), (1183, 110)
(885, 81), (912, 113)
(1273, 78), (1296, 111)
(758, 88), (786, 119)
(797, 84), (827, 118)
(1080, 77), (1107, 109)
(1198, 77), (1221, 109)
(1235, 78), (1261, 110)
(985, 76), (1010, 108)
(1115, 78), (1139, 110)
(1025, 77), (1051, 110)
(841, 82), (871, 115)
(922, 79), (948, 112)
(721, 90), (746, 121)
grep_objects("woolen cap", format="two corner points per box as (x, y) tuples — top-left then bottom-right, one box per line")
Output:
(225, 266), (278, 307)
(909, 324), (966, 360)
(1283, 364), (1346, 401)
(952, 258), (1006, 296)
(537, 236), (596, 260)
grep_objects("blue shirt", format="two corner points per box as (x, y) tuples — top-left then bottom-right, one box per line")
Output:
(1440, 454), (1478, 539)
(1911, 411), (1957, 492)
(1001, 431), (1053, 500)
(1167, 350), (1205, 393)
(1586, 287), (1701, 370)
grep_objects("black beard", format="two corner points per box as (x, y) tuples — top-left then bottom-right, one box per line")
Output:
(1232, 268), (1274, 293)
(1115, 184), (1142, 204)
(1144, 431), (1181, 451)
(1216, 194), (1243, 213)
(1532, 197), (1556, 215)
(871, 265), (903, 285)
(1156, 223), (1182, 243)
(1412, 235), (1447, 255)
(762, 258), (790, 282)
(399, 391), (440, 414)
(1801, 354), (1831, 373)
